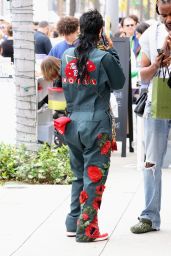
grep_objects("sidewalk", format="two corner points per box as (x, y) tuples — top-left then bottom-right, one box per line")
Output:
(1, 148), (171, 256)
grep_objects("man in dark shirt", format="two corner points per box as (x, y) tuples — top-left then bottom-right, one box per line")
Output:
(1, 25), (14, 62)
(34, 21), (52, 55)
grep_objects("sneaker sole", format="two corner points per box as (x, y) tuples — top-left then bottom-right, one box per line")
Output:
(66, 231), (76, 237)
(130, 227), (158, 234)
(94, 233), (109, 242)
(76, 233), (109, 242)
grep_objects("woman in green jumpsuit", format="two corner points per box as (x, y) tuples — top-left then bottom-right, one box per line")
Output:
(61, 9), (125, 242)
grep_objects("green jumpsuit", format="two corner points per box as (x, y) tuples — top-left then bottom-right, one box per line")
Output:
(61, 47), (125, 242)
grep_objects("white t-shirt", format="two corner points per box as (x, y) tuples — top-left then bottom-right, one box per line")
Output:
(139, 22), (169, 101)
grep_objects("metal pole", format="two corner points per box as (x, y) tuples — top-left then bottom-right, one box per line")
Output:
(105, 0), (119, 36)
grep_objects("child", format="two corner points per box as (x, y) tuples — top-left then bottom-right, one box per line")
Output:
(40, 56), (61, 81)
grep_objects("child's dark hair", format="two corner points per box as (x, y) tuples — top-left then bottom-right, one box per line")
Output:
(75, 9), (103, 82)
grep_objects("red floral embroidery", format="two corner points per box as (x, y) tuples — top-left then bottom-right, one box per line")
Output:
(87, 166), (103, 183)
(79, 190), (88, 204)
(65, 59), (77, 79)
(96, 185), (106, 195)
(92, 215), (98, 225)
(100, 140), (111, 155)
(97, 133), (102, 139)
(86, 60), (96, 72)
(65, 59), (96, 80)
(85, 223), (99, 238)
(111, 139), (117, 151)
(82, 213), (89, 221)
(92, 197), (102, 210)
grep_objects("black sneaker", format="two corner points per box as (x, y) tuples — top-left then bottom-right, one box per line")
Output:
(130, 218), (157, 234)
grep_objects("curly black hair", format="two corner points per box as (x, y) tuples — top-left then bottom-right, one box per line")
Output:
(75, 9), (103, 82)
(156, 0), (171, 14)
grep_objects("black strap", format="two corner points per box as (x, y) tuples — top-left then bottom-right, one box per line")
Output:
(38, 95), (48, 110)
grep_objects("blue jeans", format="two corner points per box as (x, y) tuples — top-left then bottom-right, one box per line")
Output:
(139, 102), (171, 229)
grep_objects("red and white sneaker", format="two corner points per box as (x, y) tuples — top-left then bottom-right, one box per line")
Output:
(94, 232), (109, 242)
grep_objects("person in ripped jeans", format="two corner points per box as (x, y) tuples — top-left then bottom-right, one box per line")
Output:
(131, 0), (171, 234)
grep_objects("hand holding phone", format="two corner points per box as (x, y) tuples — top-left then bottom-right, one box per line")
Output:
(97, 32), (113, 50)
(101, 33), (108, 47)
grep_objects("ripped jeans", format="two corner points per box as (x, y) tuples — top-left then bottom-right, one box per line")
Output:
(139, 103), (171, 229)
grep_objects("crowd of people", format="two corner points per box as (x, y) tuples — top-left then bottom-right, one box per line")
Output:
(1, 0), (171, 243)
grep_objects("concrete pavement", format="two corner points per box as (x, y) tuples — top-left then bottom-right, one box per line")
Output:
(1, 79), (171, 255)
(1, 148), (171, 256)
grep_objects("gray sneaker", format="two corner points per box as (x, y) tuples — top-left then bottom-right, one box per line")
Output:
(130, 218), (157, 234)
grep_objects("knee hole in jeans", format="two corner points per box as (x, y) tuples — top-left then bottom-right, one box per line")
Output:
(145, 162), (155, 168)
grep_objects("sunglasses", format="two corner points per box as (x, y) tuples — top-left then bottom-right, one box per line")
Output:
(125, 24), (135, 27)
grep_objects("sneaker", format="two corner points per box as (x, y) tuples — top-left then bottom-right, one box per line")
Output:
(93, 232), (109, 242)
(76, 232), (109, 242)
(66, 231), (76, 237)
(130, 219), (157, 234)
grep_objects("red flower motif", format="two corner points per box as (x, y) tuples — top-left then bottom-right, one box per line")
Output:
(65, 59), (78, 79)
(86, 60), (96, 72)
(92, 215), (98, 225)
(82, 213), (89, 221)
(111, 139), (117, 151)
(85, 223), (99, 238)
(100, 140), (111, 155)
(96, 185), (106, 195)
(79, 190), (88, 204)
(92, 197), (102, 210)
(87, 166), (103, 183)
(97, 133), (102, 139)
(65, 59), (96, 80)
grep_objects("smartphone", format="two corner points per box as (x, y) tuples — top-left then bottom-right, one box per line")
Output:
(101, 33), (108, 47)
(157, 48), (164, 56)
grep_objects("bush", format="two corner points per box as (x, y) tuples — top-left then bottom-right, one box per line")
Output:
(0, 143), (73, 184)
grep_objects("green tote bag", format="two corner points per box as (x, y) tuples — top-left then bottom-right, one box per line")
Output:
(151, 76), (171, 119)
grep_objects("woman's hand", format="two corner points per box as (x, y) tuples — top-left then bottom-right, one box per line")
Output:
(103, 34), (113, 50)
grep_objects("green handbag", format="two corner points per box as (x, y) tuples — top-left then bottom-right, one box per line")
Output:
(151, 76), (171, 119)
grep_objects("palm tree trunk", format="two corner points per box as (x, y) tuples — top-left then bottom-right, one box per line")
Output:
(11, 0), (38, 151)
